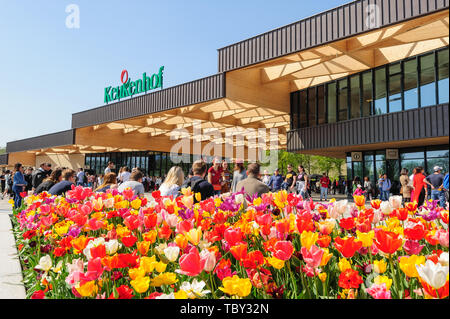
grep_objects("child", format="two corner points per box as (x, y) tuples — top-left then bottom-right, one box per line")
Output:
(353, 184), (365, 196)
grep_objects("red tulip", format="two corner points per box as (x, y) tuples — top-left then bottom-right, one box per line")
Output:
(121, 235), (137, 248)
(334, 236), (362, 258)
(241, 250), (265, 269)
(338, 269), (363, 289)
(143, 213), (158, 229)
(273, 241), (294, 261)
(230, 242), (248, 261)
(90, 244), (106, 259)
(177, 247), (205, 277)
(339, 217), (355, 231)
(373, 229), (403, 255)
(404, 224), (426, 241)
(224, 227), (243, 246)
(124, 215), (140, 231)
(31, 290), (45, 299)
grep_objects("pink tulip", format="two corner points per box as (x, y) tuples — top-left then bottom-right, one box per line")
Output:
(273, 241), (294, 261)
(366, 283), (391, 299)
(200, 249), (216, 272)
(88, 218), (103, 231)
(435, 229), (449, 248)
(403, 239), (424, 255)
(176, 219), (194, 234)
(301, 245), (323, 268)
(176, 247), (205, 277)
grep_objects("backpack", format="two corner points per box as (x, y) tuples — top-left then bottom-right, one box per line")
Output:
(181, 177), (206, 201)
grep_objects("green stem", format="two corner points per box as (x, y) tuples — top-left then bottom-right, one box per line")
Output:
(287, 262), (298, 299)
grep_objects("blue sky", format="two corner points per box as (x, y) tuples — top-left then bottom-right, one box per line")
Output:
(0, 0), (348, 147)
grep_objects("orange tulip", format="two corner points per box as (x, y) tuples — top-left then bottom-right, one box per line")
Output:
(371, 199), (381, 209)
(353, 195), (365, 207)
(175, 233), (188, 250)
(373, 229), (403, 255)
(143, 230), (157, 244)
(137, 241), (150, 255)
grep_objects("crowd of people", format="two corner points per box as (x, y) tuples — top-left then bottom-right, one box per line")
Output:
(1, 158), (448, 209)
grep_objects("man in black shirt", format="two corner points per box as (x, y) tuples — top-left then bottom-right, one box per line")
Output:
(48, 169), (76, 196)
(181, 160), (214, 203)
(425, 166), (446, 207)
(284, 164), (297, 193)
(24, 167), (33, 192)
(32, 163), (52, 190)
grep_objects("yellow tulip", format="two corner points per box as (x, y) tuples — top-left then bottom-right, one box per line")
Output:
(373, 259), (387, 274)
(174, 290), (188, 299)
(129, 267), (146, 280)
(300, 231), (318, 250)
(320, 248), (333, 267)
(399, 255), (426, 278)
(140, 256), (157, 273)
(130, 276), (150, 293)
(219, 275), (252, 297)
(374, 275), (392, 290)
(149, 272), (178, 287)
(273, 190), (288, 208)
(130, 198), (142, 210)
(76, 281), (98, 297)
(186, 227), (202, 246)
(356, 230), (375, 248)
(338, 257), (352, 272)
(267, 256), (285, 269)
(318, 273), (327, 283)
(181, 195), (194, 209)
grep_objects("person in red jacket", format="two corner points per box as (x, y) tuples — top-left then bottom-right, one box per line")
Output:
(320, 173), (330, 201)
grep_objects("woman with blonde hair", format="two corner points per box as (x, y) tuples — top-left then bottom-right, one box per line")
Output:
(95, 172), (118, 193)
(159, 166), (184, 197)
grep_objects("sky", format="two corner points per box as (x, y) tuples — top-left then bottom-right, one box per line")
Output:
(0, 0), (349, 148)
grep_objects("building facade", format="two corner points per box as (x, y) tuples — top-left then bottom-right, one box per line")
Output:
(1, 0), (448, 191)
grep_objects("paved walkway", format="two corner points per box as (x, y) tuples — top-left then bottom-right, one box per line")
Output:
(0, 198), (26, 299)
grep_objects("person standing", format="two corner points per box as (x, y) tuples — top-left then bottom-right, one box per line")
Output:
(412, 167), (427, 206)
(284, 164), (297, 193)
(221, 161), (232, 194)
(378, 173), (391, 201)
(231, 159), (247, 193)
(104, 161), (115, 175)
(363, 176), (373, 201)
(424, 166), (445, 207)
(208, 157), (223, 196)
(2, 170), (12, 200)
(181, 160), (214, 202)
(119, 167), (131, 184)
(443, 172), (449, 206)
(235, 163), (270, 198)
(159, 166), (185, 197)
(32, 163), (52, 191)
(24, 167), (33, 192)
(268, 168), (283, 192)
(12, 163), (27, 208)
(262, 170), (271, 186)
(319, 173), (330, 201)
(76, 168), (85, 186)
(296, 165), (307, 198)
(399, 168), (412, 203)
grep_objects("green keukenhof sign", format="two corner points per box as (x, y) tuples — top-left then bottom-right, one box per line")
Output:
(104, 66), (164, 104)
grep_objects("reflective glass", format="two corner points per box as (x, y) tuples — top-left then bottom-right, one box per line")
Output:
(338, 79), (348, 121)
(327, 83), (337, 123)
(437, 49), (449, 104)
(374, 67), (387, 114)
(308, 87), (316, 126)
(389, 63), (402, 112)
(361, 71), (372, 117)
(404, 58), (418, 110)
(350, 75), (360, 119)
(420, 53), (436, 107)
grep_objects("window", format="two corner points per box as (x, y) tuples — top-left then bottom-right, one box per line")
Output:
(374, 67), (387, 114)
(299, 90), (308, 128)
(350, 75), (360, 119)
(327, 83), (337, 123)
(361, 71), (372, 117)
(388, 63), (402, 113)
(317, 85), (326, 125)
(346, 155), (352, 180)
(338, 79), (348, 121)
(308, 87), (316, 126)
(437, 48), (449, 104)
(419, 53), (436, 107)
(404, 58), (418, 110)
(291, 93), (299, 129)
(363, 153), (375, 182)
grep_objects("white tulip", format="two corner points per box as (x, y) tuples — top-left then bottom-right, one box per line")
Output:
(180, 279), (211, 299)
(155, 243), (167, 255)
(35, 255), (52, 272)
(105, 239), (120, 255)
(416, 260), (449, 289)
(389, 196), (403, 209)
(438, 252), (449, 267)
(380, 201), (393, 215)
(235, 193), (245, 204)
(155, 293), (175, 299)
(164, 246), (180, 262)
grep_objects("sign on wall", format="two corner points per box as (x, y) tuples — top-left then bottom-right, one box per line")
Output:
(386, 149), (399, 160)
(351, 152), (363, 162)
(104, 66), (165, 104)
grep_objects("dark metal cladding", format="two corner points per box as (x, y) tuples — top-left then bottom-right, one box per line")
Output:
(71, 73), (226, 129)
(286, 104), (449, 152)
(0, 153), (8, 166)
(217, 0), (449, 72)
(6, 129), (76, 153)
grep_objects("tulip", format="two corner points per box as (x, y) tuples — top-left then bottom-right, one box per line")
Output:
(389, 196), (402, 209)
(399, 255), (426, 278)
(403, 240), (424, 255)
(301, 245), (323, 268)
(374, 275), (392, 290)
(224, 227), (243, 246)
(230, 242), (248, 261)
(366, 283), (391, 299)
(334, 236), (362, 258)
(373, 229), (403, 255)
(200, 249), (216, 272)
(300, 231), (318, 250)
(356, 230), (375, 248)
(380, 201), (393, 215)
(104, 239), (119, 255)
(179, 279), (211, 299)
(130, 276), (150, 294)
(338, 257), (352, 272)
(416, 260), (449, 289)
(164, 246), (180, 262)
(267, 256), (285, 269)
(186, 227), (202, 246)
(219, 275), (252, 297)
(371, 199), (381, 209)
(435, 229), (449, 248)
(353, 195), (365, 207)
(273, 240), (294, 261)
(438, 252), (449, 267)
(373, 259), (387, 274)
(176, 247), (205, 277)
(35, 255), (52, 272)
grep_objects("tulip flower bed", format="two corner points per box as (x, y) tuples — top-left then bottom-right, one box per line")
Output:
(10, 186), (449, 299)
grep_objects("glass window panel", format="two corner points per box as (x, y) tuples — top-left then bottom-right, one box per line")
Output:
(362, 71), (372, 117)
(364, 158), (375, 183)
(401, 159), (426, 175)
(437, 49), (449, 104)
(308, 87), (316, 126)
(419, 53), (436, 107)
(404, 58), (418, 110)
(291, 92), (299, 129)
(375, 150), (385, 161)
(389, 63), (402, 113)
(374, 67), (387, 114)
(427, 157), (449, 174)
(401, 151), (425, 160)
(353, 162), (363, 181)
(350, 75), (361, 119)
(376, 160), (386, 180)
(299, 91), (308, 128)
(338, 79), (348, 121)
(327, 83), (337, 123)
(346, 155), (352, 180)
(426, 149), (449, 158)
(317, 86), (326, 125)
